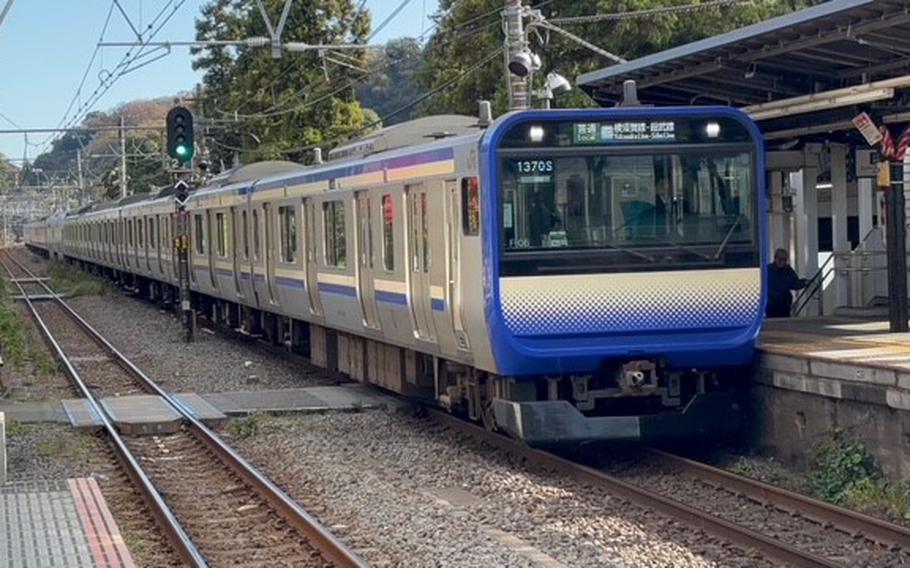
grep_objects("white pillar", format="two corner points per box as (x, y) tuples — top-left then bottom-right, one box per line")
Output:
(769, 171), (787, 261)
(858, 177), (875, 241)
(831, 144), (849, 309)
(793, 166), (819, 277)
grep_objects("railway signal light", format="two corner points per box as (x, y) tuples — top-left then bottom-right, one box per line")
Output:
(166, 106), (195, 163)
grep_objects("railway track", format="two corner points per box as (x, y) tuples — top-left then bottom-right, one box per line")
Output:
(1, 250), (368, 568)
(427, 407), (910, 568)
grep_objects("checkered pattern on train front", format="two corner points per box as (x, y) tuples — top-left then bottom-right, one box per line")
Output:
(499, 268), (762, 336)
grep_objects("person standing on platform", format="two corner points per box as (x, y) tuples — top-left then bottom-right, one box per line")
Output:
(766, 248), (808, 318)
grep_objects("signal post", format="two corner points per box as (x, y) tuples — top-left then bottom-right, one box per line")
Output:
(167, 106), (196, 342)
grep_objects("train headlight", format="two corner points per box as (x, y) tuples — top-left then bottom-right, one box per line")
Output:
(529, 125), (545, 143)
(705, 121), (721, 139)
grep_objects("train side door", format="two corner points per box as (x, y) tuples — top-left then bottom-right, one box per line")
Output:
(303, 199), (322, 316)
(406, 184), (437, 342)
(446, 180), (469, 350)
(355, 191), (380, 329)
(231, 206), (243, 299)
(263, 202), (277, 304)
(205, 210), (217, 289)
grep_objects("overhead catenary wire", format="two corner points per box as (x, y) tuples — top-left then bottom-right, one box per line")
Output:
(218, 0), (493, 121)
(549, 0), (758, 24)
(212, 0), (448, 119)
(42, 0), (188, 154)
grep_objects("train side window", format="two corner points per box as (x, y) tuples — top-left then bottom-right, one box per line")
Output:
(252, 209), (260, 260)
(149, 217), (156, 249)
(138, 219), (145, 248)
(461, 177), (480, 236)
(323, 200), (346, 268)
(241, 210), (249, 259)
(194, 214), (205, 254)
(381, 194), (394, 271)
(128, 220), (134, 247)
(278, 205), (297, 263)
(216, 212), (227, 257)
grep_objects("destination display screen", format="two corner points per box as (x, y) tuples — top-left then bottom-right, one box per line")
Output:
(573, 121), (676, 143)
(498, 116), (753, 148)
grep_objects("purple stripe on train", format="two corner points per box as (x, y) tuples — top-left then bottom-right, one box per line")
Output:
(239, 147), (455, 195)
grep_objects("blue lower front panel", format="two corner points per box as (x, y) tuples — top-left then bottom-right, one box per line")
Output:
(492, 329), (758, 377)
(492, 390), (743, 445)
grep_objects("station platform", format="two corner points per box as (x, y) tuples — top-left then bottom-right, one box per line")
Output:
(0, 478), (134, 568)
(755, 317), (910, 478)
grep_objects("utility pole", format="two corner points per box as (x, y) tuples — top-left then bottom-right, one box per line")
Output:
(503, 0), (529, 111)
(118, 116), (128, 199)
(76, 149), (85, 205)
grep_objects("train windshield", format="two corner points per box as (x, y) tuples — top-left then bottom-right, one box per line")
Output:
(496, 116), (759, 275)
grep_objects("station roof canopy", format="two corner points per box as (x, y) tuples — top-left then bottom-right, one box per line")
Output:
(576, 0), (910, 139)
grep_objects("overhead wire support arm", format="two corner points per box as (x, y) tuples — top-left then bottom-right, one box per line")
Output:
(112, 0), (142, 41)
(528, 18), (626, 64)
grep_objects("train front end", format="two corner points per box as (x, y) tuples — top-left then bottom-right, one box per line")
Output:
(481, 107), (766, 444)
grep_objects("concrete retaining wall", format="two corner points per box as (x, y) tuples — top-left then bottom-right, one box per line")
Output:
(752, 351), (910, 479)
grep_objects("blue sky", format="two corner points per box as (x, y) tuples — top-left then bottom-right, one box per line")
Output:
(0, 0), (440, 161)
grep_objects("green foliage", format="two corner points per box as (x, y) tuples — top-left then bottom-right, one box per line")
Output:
(0, 303), (31, 369)
(807, 430), (881, 504)
(0, 285), (57, 375)
(194, 0), (374, 168)
(421, 0), (822, 116)
(729, 457), (756, 477)
(5, 419), (30, 436)
(356, 38), (425, 125)
(49, 261), (111, 297)
(226, 415), (261, 439)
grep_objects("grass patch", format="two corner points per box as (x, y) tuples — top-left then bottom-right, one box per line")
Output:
(36, 431), (93, 461)
(48, 261), (111, 297)
(226, 414), (261, 439)
(0, 264), (58, 376)
(806, 430), (910, 521)
(0, 302), (56, 375)
(5, 419), (30, 436)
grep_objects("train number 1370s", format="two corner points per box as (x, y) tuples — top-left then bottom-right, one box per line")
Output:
(514, 159), (554, 173)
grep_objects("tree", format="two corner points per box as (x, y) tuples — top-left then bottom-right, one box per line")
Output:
(193, 0), (374, 169)
(356, 38), (425, 125)
(0, 153), (16, 191)
(421, 0), (823, 116)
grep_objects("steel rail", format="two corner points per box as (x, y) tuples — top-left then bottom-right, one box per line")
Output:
(645, 448), (910, 549)
(5, 251), (369, 568)
(0, 253), (208, 567)
(426, 407), (843, 568)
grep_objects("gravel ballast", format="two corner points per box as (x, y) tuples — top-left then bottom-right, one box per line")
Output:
(228, 410), (774, 568)
(68, 293), (334, 393)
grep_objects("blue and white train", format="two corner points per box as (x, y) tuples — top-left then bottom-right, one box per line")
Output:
(26, 106), (766, 444)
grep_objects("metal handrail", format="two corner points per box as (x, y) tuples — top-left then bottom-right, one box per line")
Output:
(790, 227), (882, 317)
(791, 253), (834, 317)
